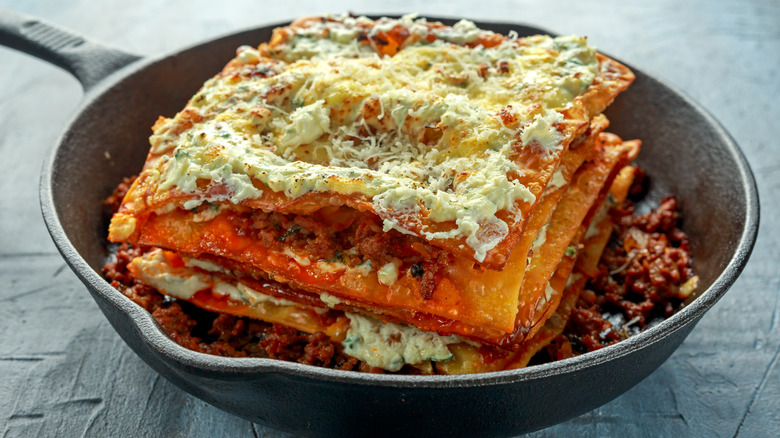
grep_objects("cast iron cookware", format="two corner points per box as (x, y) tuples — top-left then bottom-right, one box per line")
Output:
(0, 9), (759, 437)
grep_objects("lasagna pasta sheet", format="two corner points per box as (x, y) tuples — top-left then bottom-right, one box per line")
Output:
(107, 15), (640, 368)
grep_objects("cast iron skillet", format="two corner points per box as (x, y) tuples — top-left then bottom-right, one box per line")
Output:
(0, 9), (760, 437)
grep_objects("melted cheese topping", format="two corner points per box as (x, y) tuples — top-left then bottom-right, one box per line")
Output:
(146, 15), (598, 261)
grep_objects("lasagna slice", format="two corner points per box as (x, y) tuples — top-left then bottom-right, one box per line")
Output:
(122, 136), (639, 372)
(108, 15), (639, 371)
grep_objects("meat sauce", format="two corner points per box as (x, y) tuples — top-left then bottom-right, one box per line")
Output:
(544, 169), (697, 361)
(104, 170), (696, 372)
(202, 203), (449, 299)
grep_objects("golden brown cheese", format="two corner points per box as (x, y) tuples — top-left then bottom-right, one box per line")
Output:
(109, 14), (634, 268)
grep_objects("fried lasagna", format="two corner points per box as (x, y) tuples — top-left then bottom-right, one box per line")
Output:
(108, 15), (641, 373)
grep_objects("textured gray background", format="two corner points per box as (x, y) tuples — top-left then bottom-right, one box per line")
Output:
(0, 0), (778, 436)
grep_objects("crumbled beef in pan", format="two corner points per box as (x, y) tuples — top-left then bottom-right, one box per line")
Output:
(550, 188), (696, 359)
(102, 176), (136, 214)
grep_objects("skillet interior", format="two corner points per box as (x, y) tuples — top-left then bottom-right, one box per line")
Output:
(40, 18), (758, 436)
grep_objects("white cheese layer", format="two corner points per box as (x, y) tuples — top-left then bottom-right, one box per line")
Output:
(148, 15), (598, 261)
(131, 251), (211, 299)
(342, 312), (460, 371)
(132, 250), (295, 307)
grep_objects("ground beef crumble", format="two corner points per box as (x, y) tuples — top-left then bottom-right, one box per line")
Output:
(545, 173), (697, 361)
(225, 206), (450, 299)
(103, 176), (136, 214)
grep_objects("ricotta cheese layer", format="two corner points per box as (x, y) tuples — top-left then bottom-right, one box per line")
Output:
(342, 312), (461, 371)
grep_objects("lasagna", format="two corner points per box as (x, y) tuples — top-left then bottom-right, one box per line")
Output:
(105, 15), (686, 373)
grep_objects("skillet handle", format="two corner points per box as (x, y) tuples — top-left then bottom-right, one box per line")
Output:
(0, 8), (141, 91)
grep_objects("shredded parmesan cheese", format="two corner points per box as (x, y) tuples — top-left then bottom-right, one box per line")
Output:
(147, 15), (599, 261)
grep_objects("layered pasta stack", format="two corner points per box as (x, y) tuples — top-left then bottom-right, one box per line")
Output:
(108, 15), (640, 373)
